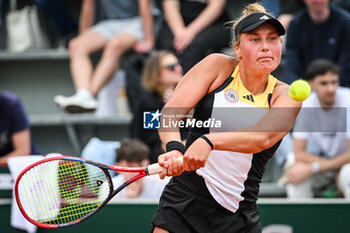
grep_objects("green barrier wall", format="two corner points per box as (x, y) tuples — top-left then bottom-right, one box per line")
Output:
(1, 199), (350, 233)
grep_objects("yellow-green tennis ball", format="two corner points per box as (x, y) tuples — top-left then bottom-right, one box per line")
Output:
(289, 79), (311, 101)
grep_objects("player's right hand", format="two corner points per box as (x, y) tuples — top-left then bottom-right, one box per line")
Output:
(182, 136), (211, 171)
(158, 150), (184, 179)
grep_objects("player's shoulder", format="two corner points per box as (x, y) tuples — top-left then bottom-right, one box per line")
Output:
(199, 53), (237, 78)
(273, 80), (289, 95)
(204, 53), (237, 66)
(271, 81), (301, 107)
(271, 81), (289, 99)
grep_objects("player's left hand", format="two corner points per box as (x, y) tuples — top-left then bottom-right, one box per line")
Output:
(158, 150), (184, 179)
(134, 39), (154, 53)
(285, 162), (313, 184)
(183, 137), (212, 171)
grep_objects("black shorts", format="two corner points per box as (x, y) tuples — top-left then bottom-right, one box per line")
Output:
(151, 171), (261, 233)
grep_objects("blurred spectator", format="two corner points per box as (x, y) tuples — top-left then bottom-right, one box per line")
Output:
(277, 0), (304, 31)
(284, 0), (350, 86)
(130, 51), (183, 164)
(262, 0), (350, 31)
(0, 91), (39, 164)
(34, 0), (81, 48)
(285, 59), (350, 198)
(54, 0), (154, 113)
(333, 0), (350, 12)
(156, 0), (230, 74)
(261, 0), (280, 17)
(111, 138), (170, 199)
(0, 0), (2, 26)
(124, 53), (149, 114)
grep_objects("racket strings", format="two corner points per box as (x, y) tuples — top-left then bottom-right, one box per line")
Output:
(17, 159), (110, 226)
(20, 161), (61, 222)
(54, 162), (106, 224)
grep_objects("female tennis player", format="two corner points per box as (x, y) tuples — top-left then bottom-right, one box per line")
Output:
(151, 3), (301, 233)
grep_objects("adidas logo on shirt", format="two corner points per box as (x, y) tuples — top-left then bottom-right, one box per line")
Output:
(243, 94), (255, 103)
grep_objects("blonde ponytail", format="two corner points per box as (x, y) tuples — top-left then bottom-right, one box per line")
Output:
(231, 3), (272, 43)
(241, 3), (267, 16)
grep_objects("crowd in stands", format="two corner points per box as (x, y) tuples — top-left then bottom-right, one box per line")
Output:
(54, 0), (154, 113)
(111, 138), (170, 199)
(1, 0), (350, 200)
(284, 0), (350, 87)
(0, 92), (39, 163)
(129, 50), (183, 164)
(283, 59), (350, 199)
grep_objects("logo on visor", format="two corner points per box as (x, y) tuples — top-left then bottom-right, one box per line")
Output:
(259, 15), (269, 20)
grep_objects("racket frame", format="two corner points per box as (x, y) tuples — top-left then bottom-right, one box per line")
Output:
(15, 156), (152, 228)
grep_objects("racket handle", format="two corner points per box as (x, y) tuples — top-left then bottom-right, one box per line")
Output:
(147, 157), (183, 175)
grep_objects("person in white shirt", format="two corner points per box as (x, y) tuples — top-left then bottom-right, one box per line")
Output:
(285, 58), (350, 198)
(111, 138), (170, 200)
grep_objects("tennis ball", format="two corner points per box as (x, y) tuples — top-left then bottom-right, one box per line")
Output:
(289, 79), (311, 101)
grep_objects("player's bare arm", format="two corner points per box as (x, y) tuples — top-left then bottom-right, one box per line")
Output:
(158, 54), (235, 175)
(205, 82), (301, 153)
(159, 53), (236, 142)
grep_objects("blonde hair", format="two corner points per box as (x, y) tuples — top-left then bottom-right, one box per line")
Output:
(142, 50), (174, 97)
(231, 3), (271, 45)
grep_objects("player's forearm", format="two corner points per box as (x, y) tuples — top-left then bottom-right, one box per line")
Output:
(186, 0), (226, 36)
(206, 103), (299, 153)
(159, 131), (183, 148)
(208, 102), (299, 153)
(163, 0), (185, 34)
(158, 105), (189, 149)
(206, 130), (286, 154)
(79, 0), (95, 34)
(139, 0), (154, 42)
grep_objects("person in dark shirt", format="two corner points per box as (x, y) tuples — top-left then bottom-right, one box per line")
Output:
(284, 0), (350, 87)
(130, 51), (183, 163)
(0, 92), (39, 163)
(156, 0), (230, 74)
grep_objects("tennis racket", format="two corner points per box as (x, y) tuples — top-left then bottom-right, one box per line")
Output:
(15, 156), (181, 228)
